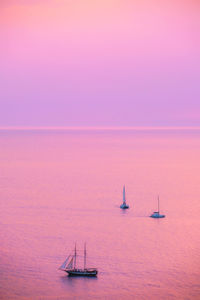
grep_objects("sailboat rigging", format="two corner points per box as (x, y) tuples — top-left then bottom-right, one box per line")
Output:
(59, 243), (98, 277)
(150, 196), (165, 218)
(120, 185), (129, 209)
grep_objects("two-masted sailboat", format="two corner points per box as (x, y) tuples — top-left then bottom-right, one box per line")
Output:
(150, 196), (165, 218)
(59, 244), (98, 277)
(120, 185), (129, 209)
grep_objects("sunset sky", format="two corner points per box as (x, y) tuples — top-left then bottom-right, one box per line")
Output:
(1, 0), (200, 127)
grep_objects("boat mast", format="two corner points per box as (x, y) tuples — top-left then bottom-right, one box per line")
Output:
(123, 185), (126, 204)
(74, 243), (77, 269)
(84, 243), (86, 270)
(158, 196), (160, 214)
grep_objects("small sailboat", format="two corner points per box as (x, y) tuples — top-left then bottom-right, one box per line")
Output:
(120, 185), (129, 209)
(59, 243), (98, 277)
(150, 196), (165, 218)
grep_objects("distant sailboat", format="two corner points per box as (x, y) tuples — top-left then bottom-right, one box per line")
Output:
(120, 185), (129, 209)
(59, 243), (98, 277)
(150, 196), (165, 218)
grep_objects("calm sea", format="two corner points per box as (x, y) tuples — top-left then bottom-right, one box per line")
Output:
(0, 129), (200, 299)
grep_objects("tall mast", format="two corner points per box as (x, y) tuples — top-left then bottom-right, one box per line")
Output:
(84, 243), (86, 270)
(158, 195), (160, 214)
(123, 185), (126, 204)
(74, 243), (77, 269)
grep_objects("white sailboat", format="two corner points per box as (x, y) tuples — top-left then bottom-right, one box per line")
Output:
(150, 196), (165, 218)
(59, 243), (98, 277)
(120, 185), (129, 209)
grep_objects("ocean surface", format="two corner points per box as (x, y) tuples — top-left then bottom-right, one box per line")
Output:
(0, 128), (200, 300)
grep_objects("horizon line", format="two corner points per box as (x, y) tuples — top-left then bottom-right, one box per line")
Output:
(0, 126), (200, 131)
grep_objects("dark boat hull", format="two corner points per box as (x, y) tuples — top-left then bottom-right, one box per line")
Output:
(150, 215), (165, 218)
(66, 269), (98, 277)
(120, 204), (129, 209)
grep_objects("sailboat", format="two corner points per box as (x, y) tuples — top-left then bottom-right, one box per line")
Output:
(120, 185), (129, 209)
(59, 243), (98, 277)
(150, 196), (165, 218)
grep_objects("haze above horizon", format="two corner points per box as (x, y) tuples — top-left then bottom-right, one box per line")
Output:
(1, 126), (200, 131)
(1, 0), (200, 127)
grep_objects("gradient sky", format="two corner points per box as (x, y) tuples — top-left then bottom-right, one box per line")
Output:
(1, 0), (200, 126)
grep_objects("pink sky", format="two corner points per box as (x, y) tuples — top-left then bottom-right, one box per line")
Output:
(1, 0), (200, 126)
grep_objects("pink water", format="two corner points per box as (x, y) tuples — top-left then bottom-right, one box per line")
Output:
(0, 129), (200, 299)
